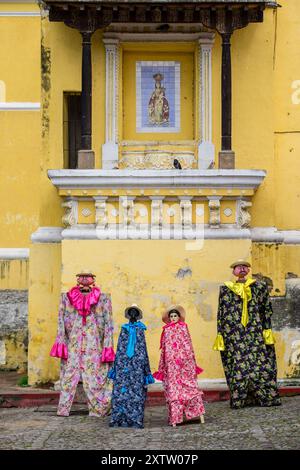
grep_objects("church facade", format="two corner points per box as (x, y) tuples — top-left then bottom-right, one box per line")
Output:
(0, 0), (299, 385)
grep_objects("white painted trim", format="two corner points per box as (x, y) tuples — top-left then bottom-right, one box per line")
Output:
(282, 231), (300, 245)
(31, 227), (62, 244)
(28, 223), (300, 244)
(0, 12), (40, 17)
(0, 248), (29, 260)
(104, 32), (213, 42)
(198, 35), (215, 169)
(48, 169), (266, 190)
(59, 224), (252, 241)
(0, 102), (40, 111)
(252, 228), (300, 244)
(102, 39), (119, 169)
(251, 227), (284, 243)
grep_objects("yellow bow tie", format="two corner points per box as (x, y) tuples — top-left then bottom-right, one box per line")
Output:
(224, 278), (256, 327)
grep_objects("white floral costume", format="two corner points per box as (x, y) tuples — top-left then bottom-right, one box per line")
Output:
(50, 287), (115, 416)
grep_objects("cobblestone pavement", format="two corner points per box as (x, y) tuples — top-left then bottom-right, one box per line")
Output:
(0, 397), (299, 450)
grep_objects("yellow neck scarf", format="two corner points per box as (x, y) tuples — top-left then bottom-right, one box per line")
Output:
(224, 278), (256, 327)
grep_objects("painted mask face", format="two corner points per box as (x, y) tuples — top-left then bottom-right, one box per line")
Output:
(77, 275), (94, 286)
(233, 265), (250, 278)
(169, 312), (180, 323)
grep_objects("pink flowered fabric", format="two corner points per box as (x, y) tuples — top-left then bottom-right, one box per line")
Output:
(50, 289), (115, 417)
(101, 347), (116, 363)
(67, 286), (101, 325)
(50, 342), (68, 360)
(154, 320), (205, 425)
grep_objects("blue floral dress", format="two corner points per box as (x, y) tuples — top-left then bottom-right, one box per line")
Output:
(108, 321), (154, 428)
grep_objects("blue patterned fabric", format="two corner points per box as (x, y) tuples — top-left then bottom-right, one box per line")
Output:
(122, 321), (146, 358)
(108, 322), (154, 428)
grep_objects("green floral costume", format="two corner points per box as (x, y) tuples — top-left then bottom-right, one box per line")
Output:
(214, 280), (281, 409)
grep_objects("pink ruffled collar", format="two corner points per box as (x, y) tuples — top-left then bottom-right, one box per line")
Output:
(67, 286), (101, 324)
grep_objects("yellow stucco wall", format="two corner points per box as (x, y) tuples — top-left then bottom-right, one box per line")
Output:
(1, 2), (300, 381)
(1, 2), (299, 241)
(252, 244), (300, 296)
(28, 243), (62, 385)
(27, 239), (295, 385)
(27, 238), (251, 385)
(0, 5), (41, 248)
(0, 259), (29, 290)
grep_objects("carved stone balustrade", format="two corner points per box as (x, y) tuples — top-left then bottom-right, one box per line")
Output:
(48, 169), (265, 240)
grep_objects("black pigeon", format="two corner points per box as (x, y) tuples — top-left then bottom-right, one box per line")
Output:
(173, 159), (182, 169)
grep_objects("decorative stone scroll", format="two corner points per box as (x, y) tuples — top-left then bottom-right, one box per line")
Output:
(61, 199), (78, 227)
(94, 197), (108, 229)
(237, 200), (252, 228)
(208, 197), (221, 228)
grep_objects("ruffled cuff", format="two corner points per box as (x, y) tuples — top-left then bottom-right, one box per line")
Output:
(263, 329), (276, 345)
(50, 342), (68, 360)
(144, 373), (155, 386)
(107, 367), (116, 380)
(196, 365), (204, 375)
(101, 347), (116, 362)
(153, 371), (164, 381)
(213, 333), (225, 351)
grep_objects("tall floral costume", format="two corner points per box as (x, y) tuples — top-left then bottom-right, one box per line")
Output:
(153, 305), (205, 426)
(213, 260), (281, 409)
(108, 304), (154, 428)
(50, 271), (115, 417)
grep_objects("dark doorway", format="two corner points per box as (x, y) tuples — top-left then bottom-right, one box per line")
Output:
(63, 92), (81, 169)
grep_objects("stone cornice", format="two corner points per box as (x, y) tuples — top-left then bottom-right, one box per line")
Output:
(0, 248), (30, 260)
(48, 169), (266, 191)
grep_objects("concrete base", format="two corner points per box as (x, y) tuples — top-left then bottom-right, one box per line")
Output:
(102, 142), (119, 169)
(198, 142), (215, 169)
(77, 150), (95, 169)
(218, 150), (235, 169)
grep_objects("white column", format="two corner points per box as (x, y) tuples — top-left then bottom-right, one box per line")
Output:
(94, 196), (108, 239)
(198, 35), (215, 169)
(208, 197), (221, 228)
(102, 39), (119, 169)
(150, 197), (164, 240)
(119, 196), (135, 239)
(180, 196), (194, 239)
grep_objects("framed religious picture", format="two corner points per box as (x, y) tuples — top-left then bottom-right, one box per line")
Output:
(136, 61), (180, 133)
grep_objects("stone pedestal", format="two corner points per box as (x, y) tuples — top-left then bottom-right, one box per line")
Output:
(218, 150), (235, 169)
(77, 150), (95, 169)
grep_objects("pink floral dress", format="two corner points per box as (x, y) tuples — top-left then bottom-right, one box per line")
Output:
(153, 320), (205, 425)
(50, 286), (115, 417)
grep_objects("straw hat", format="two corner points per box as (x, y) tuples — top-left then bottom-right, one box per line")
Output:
(124, 304), (143, 321)
(76, 269), (96, 277)
(230, 259), (251, 269)
(162, 305), (186, 324)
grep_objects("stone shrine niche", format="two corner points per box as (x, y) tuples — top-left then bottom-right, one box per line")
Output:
(101, 30), (215, 170)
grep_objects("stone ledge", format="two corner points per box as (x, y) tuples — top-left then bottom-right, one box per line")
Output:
(0, 249), (29, 260)
(48, 169), (266, 191)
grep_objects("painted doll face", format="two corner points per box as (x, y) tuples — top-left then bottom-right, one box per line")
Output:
(77, 275), (94, 286)
(233, 265), (250, 278)
(169, 311), (180, 323)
